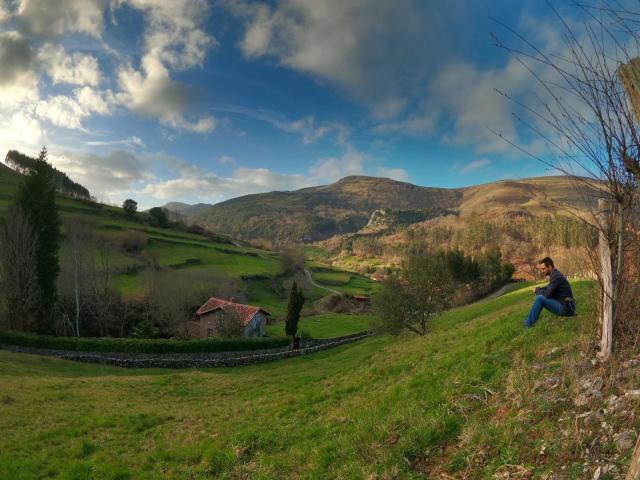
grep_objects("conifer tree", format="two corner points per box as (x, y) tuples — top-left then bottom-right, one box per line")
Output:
(285, 281), (305, 339)
(14, 146), (62, 333)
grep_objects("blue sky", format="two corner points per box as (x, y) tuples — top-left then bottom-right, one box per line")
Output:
(0, 0), (584, 207)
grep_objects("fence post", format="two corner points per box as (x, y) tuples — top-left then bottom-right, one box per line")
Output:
(627, 436), (640, 480)
(598, 198), (613, 361)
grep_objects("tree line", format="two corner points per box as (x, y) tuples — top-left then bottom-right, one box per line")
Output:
(5, 149), (91, 201)
(373, 246), (514, 336)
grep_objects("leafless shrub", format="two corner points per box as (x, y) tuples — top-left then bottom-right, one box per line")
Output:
(216, 307), (245, 339)
(137, 269), (246, 337)
(120, 231), (147, 254)
(279, 246), (305, 275)
(0, 206), (39, 331)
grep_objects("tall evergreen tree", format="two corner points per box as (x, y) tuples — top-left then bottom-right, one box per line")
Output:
(285, 281), (305, 339)
(14, 146), (62, 333)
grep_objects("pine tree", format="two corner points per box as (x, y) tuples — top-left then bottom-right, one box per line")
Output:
(285, 281), (305, 338)
(15, 146), (62, 333)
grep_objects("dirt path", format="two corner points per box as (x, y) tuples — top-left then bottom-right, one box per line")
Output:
(304, 269), (342, 295)
(486, 282), (516, 299)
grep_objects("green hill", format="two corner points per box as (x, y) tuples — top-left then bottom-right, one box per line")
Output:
(0, 164), (376, 324)
(3, 280), (631, 479)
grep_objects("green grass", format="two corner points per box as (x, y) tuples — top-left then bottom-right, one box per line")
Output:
(308, 264), (380, 296)
(0, 331), (289, 353)
(0, 281), (606, 479)
(267, 313), (374, 339)
(312, 270), (352, 286)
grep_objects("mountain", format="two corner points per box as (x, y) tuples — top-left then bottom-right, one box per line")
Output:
(162, 202), (213, 216)
(185, 175), (599, 244)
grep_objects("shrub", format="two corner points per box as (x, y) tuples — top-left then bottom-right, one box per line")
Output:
(120, 231), (148, 254)
(0, 330), (290, 354)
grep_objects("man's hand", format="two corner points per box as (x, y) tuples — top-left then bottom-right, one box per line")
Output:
(532, 287), (537, 293)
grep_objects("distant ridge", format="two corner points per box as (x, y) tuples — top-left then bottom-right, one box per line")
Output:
(170, 175), (598, 244)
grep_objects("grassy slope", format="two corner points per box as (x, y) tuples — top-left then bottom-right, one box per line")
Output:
(267, 313), (374, 339)
(0, 281), (610, 479)
(0, 166), (377, 323)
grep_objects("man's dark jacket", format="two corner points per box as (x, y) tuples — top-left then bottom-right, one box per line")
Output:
(535, 269), (576, 315)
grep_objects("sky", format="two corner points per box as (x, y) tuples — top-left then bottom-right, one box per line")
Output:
(0, 0), (594, 208)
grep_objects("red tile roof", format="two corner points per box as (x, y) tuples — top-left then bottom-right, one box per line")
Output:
(196, 297), (270, 326)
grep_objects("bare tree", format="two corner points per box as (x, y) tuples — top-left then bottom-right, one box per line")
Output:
(216, 307), (245, 339)
(0, 207), (40, 331)
(61, 219), (91, 336)
(279, 246), (305, 275)
(493, 2), (640, 359)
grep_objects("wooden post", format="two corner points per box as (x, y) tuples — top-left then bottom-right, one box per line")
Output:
(598, 198), (613, 361)
(626, 436), (640, 480)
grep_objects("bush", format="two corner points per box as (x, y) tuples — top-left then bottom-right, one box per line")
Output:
(0, 330), (289, 354)
(120, 231), (148, 254)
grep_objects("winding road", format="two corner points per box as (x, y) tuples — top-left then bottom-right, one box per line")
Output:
(304, 268), (342, 295)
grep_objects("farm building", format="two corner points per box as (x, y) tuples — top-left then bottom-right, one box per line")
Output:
(186, 297), (270, 339)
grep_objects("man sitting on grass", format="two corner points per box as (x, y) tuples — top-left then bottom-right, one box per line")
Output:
(525, 257), (576, 328)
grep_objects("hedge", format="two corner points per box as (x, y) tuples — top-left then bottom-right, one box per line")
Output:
(0, 331), (290, 354)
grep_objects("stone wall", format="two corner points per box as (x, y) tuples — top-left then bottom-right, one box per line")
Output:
(0, 331), (372, 369)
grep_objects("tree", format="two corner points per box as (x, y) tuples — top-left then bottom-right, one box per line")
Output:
(285, 281), (305, 339)
(373, 248), (455, 336)
(148, 207), (169, 228)
(0, 207), (39, 331)
(280, 247), (305, 275)
(216, 307), (245, 339)
(14, 146), (62, 333)
(60, 219), (90, 336)
(122, 199), (138, 216)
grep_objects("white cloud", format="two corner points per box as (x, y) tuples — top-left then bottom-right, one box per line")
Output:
(0, 1), (11, 23)
(0, 31), (40, 108)
(213, 105), (348, 145)
(428, 60), (527, 153)
(35, 86), (113, 130)
(38, 44), (101, 86)
(217, 155), (236, 165)
(309, 145), (367, 182)
(140, 157), (312, 204)
(227, 0), (432, 109)
(461, 158), (491, 174)
(226, 0), (472, 118)
(0, 31), (33, 85)
(85, 135), (145, 147)
(122, 0), (216, 70)
(376, 167), (409, 182)
(106, 0), (217, 133)
(0, 110), (45, 156)
(17, 0), (107, 37)
(372, 108), (437, 136)
(51, 149), (155, 194)
(116, 54), (215, 133)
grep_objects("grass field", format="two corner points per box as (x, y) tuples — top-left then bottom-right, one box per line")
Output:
(267, 313), (374, 339)
(1, 280), (620, 479)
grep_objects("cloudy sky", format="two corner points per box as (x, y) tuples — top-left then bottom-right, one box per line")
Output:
(0, 0), (593, 207)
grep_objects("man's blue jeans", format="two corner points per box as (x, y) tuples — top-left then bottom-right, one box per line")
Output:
(525, 295), (566, 327)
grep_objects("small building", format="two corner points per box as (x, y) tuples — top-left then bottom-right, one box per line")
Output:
(186, 297), (270, 339)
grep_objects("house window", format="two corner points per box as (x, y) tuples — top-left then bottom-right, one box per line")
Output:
(207, 328), (214, 338)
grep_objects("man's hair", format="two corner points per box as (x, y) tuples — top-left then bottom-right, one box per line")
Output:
(538, 257), (554, 268)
